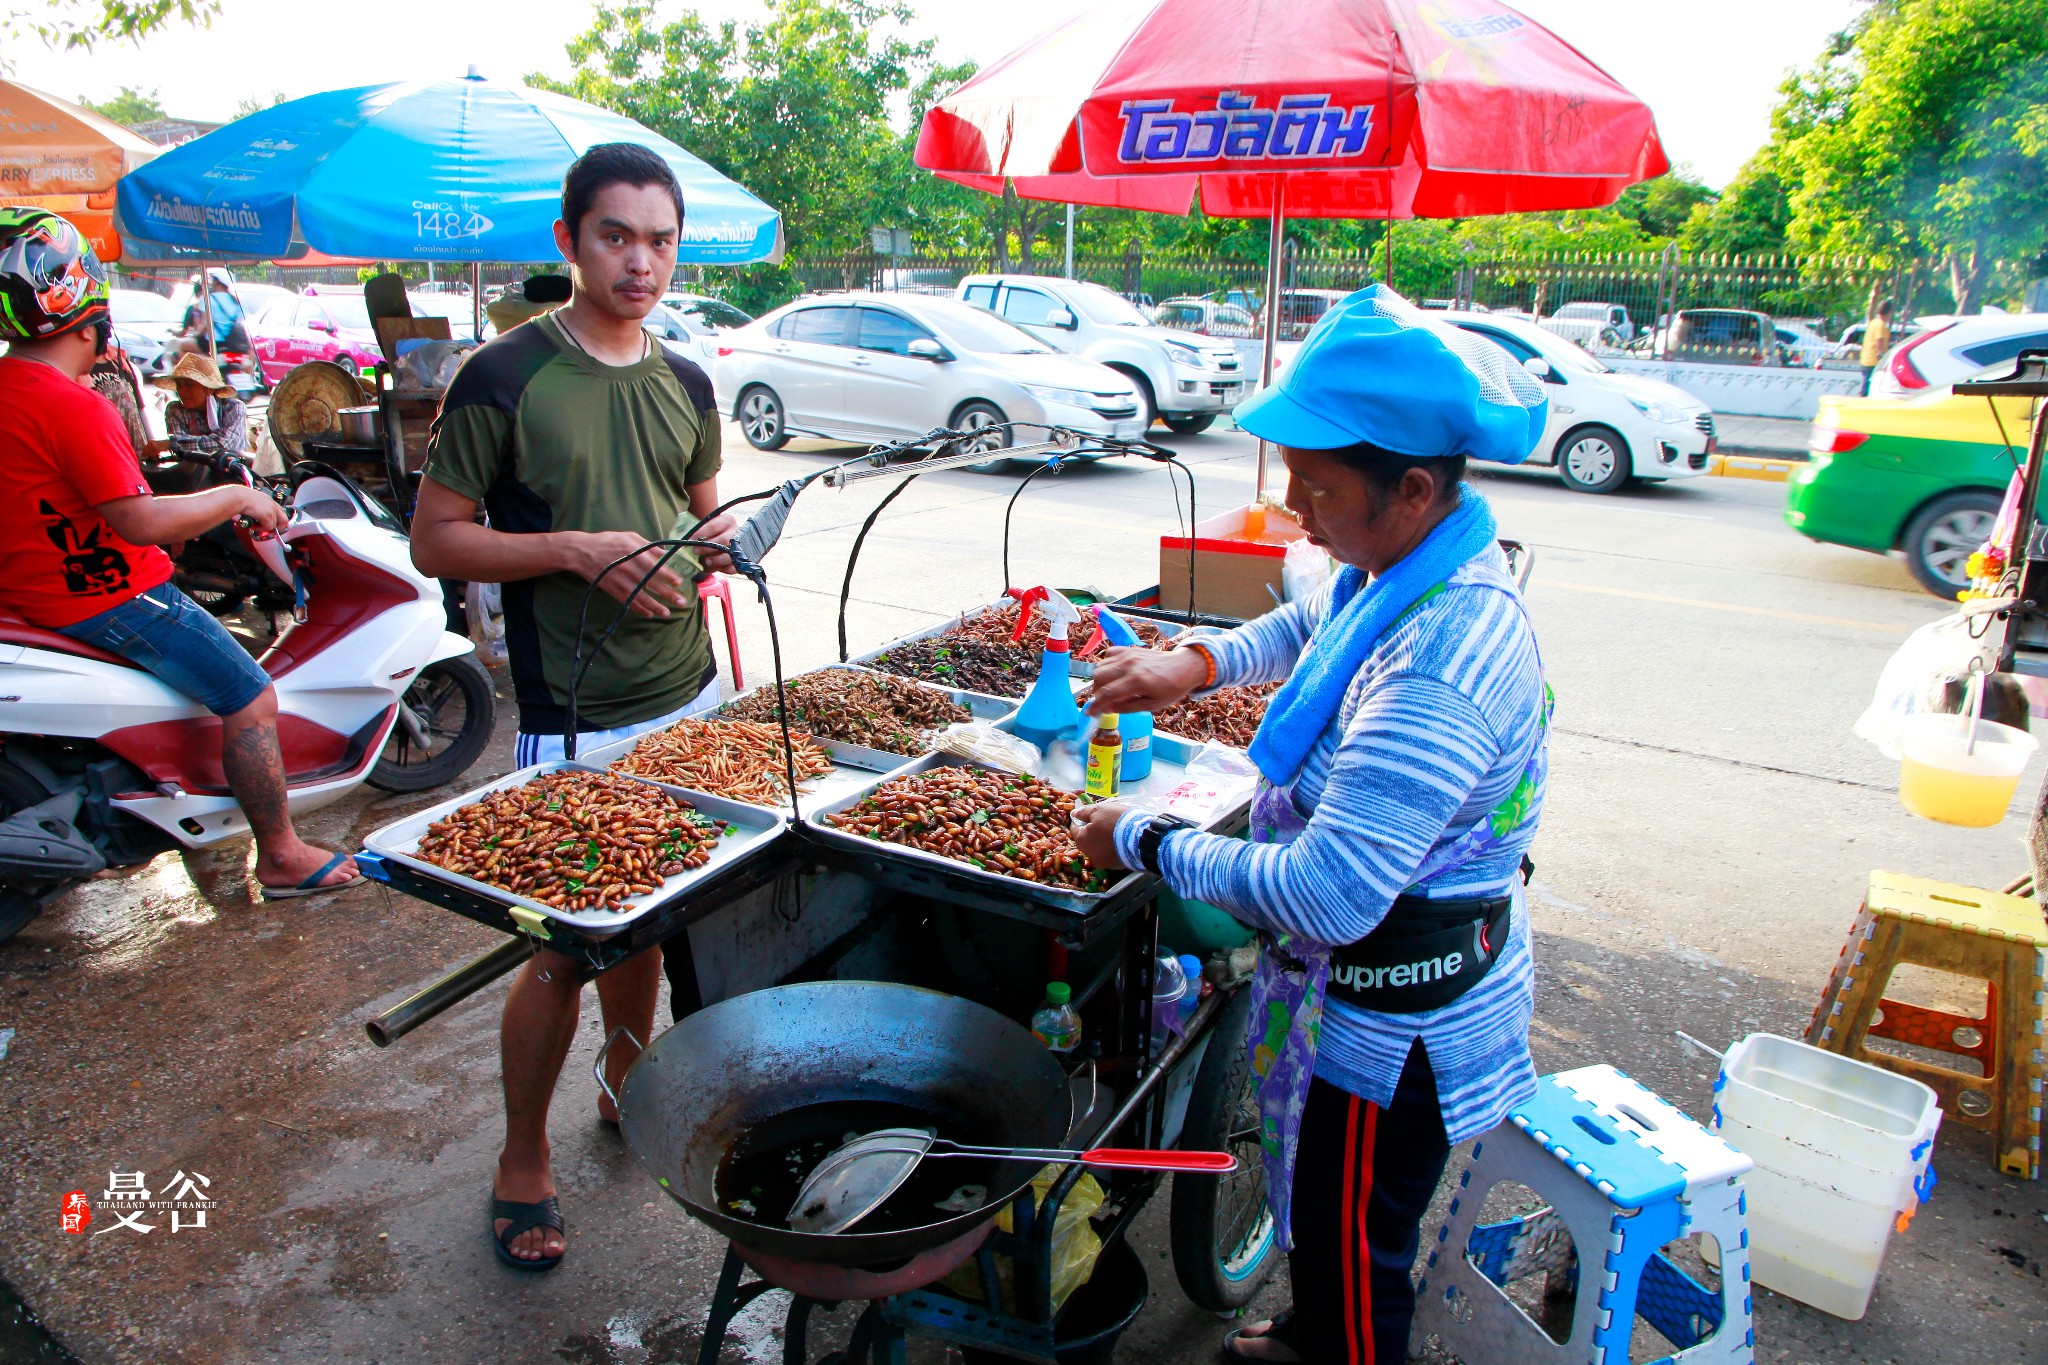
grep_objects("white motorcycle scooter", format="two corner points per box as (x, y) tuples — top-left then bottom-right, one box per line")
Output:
(0, 461), (494, 939)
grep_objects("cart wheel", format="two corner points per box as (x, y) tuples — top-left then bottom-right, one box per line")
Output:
(1170, 985), (1277, 1312)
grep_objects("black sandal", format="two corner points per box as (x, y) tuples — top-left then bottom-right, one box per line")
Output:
(1222, 1312), (1303, 1363)
(491, 1195), (565, 1272)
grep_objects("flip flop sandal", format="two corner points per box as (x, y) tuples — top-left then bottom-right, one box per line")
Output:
(1222, 1312), (1303, 1364)
(491, 1195), (566, 1273)
(260, 851), (365, 900)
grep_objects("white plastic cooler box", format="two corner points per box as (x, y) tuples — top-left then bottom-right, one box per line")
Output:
(1711, 1032), (1941, 1320)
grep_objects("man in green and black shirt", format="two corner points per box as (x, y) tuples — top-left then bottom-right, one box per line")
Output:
(412, 143), (736, 1273)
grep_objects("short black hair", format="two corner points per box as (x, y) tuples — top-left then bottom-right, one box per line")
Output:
(560, 142), (685, 243)
(1325, 440), (1466, 508)
(1876, 300), (1894, 317)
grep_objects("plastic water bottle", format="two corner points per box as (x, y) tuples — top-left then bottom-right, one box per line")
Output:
(1031, 982), (1082, 1054)
(1177, 954), (1206, 1029)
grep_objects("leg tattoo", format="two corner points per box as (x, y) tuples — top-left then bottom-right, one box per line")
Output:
(222, 720), (293, 841)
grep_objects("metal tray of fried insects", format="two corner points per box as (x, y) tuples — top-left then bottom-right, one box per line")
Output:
(853, 597), (1185, 684)
(794, 739), (1252, 918)
(361, 761), (786, 936)
(582, 665), (1019, 812)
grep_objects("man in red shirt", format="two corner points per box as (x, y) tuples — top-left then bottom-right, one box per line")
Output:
(0, 208), (358, 898)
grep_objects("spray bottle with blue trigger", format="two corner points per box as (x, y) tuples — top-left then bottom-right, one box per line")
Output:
(1006, 586), (1086, 759)
(1083, 605), (1154, 781)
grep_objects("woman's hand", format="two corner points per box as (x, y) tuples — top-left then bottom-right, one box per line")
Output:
(1069, 801), (1132, 870)
(1084, 645), (1210, 717)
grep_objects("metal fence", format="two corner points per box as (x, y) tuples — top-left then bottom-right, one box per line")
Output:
(782, 245), (1897, 336)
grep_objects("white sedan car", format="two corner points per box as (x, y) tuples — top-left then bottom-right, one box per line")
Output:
(1869, 312), (2048, 398)
(714, 292), (1148, 460)
(1439, 312), (1715, 493)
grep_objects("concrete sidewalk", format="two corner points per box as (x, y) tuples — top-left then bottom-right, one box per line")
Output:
(1716, 412), (1810, 457)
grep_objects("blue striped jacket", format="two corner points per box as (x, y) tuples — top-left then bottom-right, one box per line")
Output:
(1114, 546), (1546, 1142)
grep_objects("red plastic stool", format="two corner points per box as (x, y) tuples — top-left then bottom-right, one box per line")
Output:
(697, 574), (744, 692)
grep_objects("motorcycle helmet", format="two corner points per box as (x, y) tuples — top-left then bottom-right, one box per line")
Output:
(0, 207), (111, 341)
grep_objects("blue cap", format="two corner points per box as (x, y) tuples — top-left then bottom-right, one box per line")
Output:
(1235, 286), (1547, 466)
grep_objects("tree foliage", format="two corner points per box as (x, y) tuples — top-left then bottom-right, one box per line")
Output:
(1771, 0), (2048, 311)
(536, 0), (942, 307)
(5, 0), (217, 66)
(78, 84), (166, 126)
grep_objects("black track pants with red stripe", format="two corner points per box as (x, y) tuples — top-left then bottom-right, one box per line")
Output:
(1287, 1045), (1451, 1364)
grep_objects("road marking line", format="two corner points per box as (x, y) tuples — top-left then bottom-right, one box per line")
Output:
(1532, 578), (1910, 633)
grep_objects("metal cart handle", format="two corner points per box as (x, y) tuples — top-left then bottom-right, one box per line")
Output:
(592, 1025), (645, 1112)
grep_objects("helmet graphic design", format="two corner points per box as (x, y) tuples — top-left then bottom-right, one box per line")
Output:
(0, 207), (111, 340)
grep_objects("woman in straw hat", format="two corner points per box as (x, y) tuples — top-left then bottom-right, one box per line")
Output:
(144, 351), (251, 461)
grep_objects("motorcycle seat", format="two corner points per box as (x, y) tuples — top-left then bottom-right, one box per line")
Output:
(0, 610), (144, 669)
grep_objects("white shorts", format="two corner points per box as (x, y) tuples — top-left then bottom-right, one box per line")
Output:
(514, 674), (722, 767)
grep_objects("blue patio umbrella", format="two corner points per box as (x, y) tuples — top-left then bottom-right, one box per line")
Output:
(114, 72), (781, 265)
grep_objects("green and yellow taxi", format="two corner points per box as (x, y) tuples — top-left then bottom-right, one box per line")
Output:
(1785, 381), (2040, 597)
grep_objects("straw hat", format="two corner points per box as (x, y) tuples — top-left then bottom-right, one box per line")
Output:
(485, 274), (572, 333)
(150, 351), (235, 395)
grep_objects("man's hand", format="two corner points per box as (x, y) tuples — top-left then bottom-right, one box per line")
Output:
(141, 437), (171, 458)
(570, 530), (694, 619)
(234, 487), (289, 535)
(1084, 645), (1211, 717)
(688, 511), (738, 575)
(1069, 802), (1132, 870)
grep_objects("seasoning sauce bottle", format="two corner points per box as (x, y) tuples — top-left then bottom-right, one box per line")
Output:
(1084, 712), (1123, 801)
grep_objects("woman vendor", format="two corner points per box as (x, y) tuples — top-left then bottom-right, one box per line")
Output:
(1070, 287), (1551, 1365)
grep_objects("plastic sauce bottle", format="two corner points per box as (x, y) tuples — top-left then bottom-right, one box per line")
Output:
(1085, 712), (1123, 801)
(1087, 607), (1154, 781)
(1031, 982), (1082, 1054)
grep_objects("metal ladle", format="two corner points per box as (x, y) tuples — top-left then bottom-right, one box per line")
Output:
(788, 1126), (1237, 1234)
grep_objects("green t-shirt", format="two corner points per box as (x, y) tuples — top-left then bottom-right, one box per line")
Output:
(424, 313), (723, 734)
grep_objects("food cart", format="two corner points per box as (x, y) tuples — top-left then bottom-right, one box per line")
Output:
(352, 427), (1295, 1362)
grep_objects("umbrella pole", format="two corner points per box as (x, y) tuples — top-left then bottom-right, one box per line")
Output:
(471, 263), (483, 341)
(201, 259), (216, 360)
(1256, 179), (1288, 500)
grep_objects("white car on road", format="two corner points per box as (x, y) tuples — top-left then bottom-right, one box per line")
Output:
(957, 274), (1246, 434)
(643, 295), (754, 368)
(713, 292), (1147, 461)
(1439, 312), (1716, 493)
(1870, 312), (2048, 397)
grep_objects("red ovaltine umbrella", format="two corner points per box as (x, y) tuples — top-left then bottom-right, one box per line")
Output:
(915, 0), (1668, 487)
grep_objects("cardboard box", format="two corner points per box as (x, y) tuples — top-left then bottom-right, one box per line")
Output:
(1159, 505), (1307, 621)
(373, 314), (452, 361)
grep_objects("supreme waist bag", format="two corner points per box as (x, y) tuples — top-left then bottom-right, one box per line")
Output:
(1324, 892), (1512, 1014)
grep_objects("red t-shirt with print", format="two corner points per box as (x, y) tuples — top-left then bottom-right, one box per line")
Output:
(0, 356), (173, 627)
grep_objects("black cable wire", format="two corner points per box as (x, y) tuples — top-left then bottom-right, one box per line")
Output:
(565, 535), (729, 760)
(836, 475), (919, 662)
(998, 456), (1067, 594)
(748, 568), (804, 829)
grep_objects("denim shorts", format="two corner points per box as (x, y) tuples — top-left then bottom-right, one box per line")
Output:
(59, 585), (273, 717)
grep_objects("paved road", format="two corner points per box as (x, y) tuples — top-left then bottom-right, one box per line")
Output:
(2, 426), (2043, 1365)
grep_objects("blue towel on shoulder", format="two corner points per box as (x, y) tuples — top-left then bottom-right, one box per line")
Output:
(1247, 485), (1499, 787)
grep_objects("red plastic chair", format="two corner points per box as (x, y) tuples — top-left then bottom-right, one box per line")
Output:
(698, 574), (744, 692)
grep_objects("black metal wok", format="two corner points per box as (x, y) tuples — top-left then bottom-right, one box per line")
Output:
(605, 980), (1071, 1268)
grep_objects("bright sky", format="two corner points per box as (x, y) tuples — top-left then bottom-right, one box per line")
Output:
(20, 0), (1863, 189)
